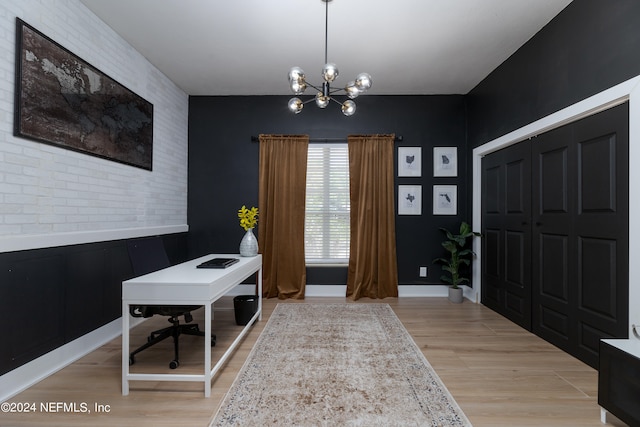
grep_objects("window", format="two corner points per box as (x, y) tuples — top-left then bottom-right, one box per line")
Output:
(304, 144), (350, 264)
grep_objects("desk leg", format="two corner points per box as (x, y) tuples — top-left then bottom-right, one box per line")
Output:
(204, 302), (212, 397)
(122, 301), (130, 396)
(258, 266), (263, 321)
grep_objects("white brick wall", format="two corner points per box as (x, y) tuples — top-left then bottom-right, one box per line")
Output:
(0, 0), (189, 251)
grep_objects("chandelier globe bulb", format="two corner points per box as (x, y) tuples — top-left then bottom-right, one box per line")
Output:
(288, 97), (304, 114)
(321, 63), (339, 82)
(354, 72), (372, 92)
(290, 80), (307, 95)
(315, 93), (330, 108)
(341, 100), (356, 116)
(345, 81), (360, 99)
(288, 67), (305, 83)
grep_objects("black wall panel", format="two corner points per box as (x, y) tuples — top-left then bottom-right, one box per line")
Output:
(0, 233), (187, 375)
(5, 253), (66, 372)
(65, 247), (109, 340)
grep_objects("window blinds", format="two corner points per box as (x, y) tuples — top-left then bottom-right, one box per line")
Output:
(304, 144), (350, 263)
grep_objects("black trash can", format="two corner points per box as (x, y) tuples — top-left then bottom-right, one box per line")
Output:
(233, 295), (258, 325)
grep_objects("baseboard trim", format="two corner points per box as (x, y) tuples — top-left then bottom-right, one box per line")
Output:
(311, 284), (478, 300)
(0, 317), (145, 403)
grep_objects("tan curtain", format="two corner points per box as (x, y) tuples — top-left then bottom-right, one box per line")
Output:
(347, 134), (399, 300)
(258, 134), (309, 299)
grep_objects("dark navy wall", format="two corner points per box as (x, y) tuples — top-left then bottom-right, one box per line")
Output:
(188, 95), (467, 286)
(467, 0), (640, 147)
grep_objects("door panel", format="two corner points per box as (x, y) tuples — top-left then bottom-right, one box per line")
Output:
(539, 147), (569, 214)
(572, 103), (629, 366)
(504, 230), (526, 318)
(532, 124), (575, 350)
(579, 237), (617, 318)
(539, 234), (569, 302)
(580, 135), (616, 213)
(539, 305), (570, 339)
(481, 228), (502, 307)
(533, 103), (629, 367)
(481, 141), (532, 329)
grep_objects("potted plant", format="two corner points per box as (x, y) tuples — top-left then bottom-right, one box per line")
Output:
(238, 205), (259, 256)
(434, 221), (480, 303)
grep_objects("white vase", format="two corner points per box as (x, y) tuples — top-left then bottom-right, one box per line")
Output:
(239, 228), (258, 257)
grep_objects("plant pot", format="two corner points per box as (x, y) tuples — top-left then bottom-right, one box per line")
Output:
(448, 287), (464, 303)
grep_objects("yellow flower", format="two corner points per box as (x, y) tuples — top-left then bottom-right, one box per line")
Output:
(238, 205), (259, 231)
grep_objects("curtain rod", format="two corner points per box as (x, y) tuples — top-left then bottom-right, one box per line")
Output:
(250, 135), (403, 143)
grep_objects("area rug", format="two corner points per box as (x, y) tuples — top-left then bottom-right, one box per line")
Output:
(211, 304), (472, 426)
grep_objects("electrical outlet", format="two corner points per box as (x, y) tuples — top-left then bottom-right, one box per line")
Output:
(419, 266), (427, 277)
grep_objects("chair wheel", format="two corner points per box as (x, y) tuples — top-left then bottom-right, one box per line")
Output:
(169, 360), (179, 369)
(129, 356), (135, 366)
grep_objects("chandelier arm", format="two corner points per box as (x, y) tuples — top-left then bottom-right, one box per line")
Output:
(328, 97), (343, 106)
(328, 87), (347, 95)
(305, 82), (323, 93)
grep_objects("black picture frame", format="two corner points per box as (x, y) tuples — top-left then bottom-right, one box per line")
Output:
(14, 18), (154, 171)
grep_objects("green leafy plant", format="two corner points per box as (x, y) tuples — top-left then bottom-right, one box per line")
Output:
(433, 222), (481, 289)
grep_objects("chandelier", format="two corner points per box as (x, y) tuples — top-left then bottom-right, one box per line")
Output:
(287, 0), (372, 116)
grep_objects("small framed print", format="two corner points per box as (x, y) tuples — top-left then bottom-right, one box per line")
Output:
(398, 147), (421, 177)
(433, 185), (457, 215)
(433, 147), (457, 177)
(398, 185), (422, 215)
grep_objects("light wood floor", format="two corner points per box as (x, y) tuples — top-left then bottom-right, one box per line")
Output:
(0, 297), (627, 427)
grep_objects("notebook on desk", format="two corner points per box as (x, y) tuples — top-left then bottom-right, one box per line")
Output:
(196, 257), (239, 269)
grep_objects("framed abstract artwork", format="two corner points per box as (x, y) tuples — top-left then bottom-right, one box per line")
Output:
(433, 185), (457, 215)
(14, 18), (154, 170)
(398, 185), (422, 215)
(398, 146), (421, 177)
(433, 147), (457, 177)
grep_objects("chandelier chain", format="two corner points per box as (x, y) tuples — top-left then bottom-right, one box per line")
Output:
(324, 0), (329, 65)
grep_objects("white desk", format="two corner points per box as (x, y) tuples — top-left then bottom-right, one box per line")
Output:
(121, 253), (262, 397)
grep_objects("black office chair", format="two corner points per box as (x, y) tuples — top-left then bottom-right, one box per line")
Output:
(126, 237), (215, 369)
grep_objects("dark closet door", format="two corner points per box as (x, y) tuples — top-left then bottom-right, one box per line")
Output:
(532, 103), (629, 368)
(481, 141), (532, 330)
(572, 104), (629, 365)
(531, 124), (576, 350)
(481, 102), (628, 369)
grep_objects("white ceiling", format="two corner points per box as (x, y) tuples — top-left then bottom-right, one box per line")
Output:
(80, 0), (573, 96)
